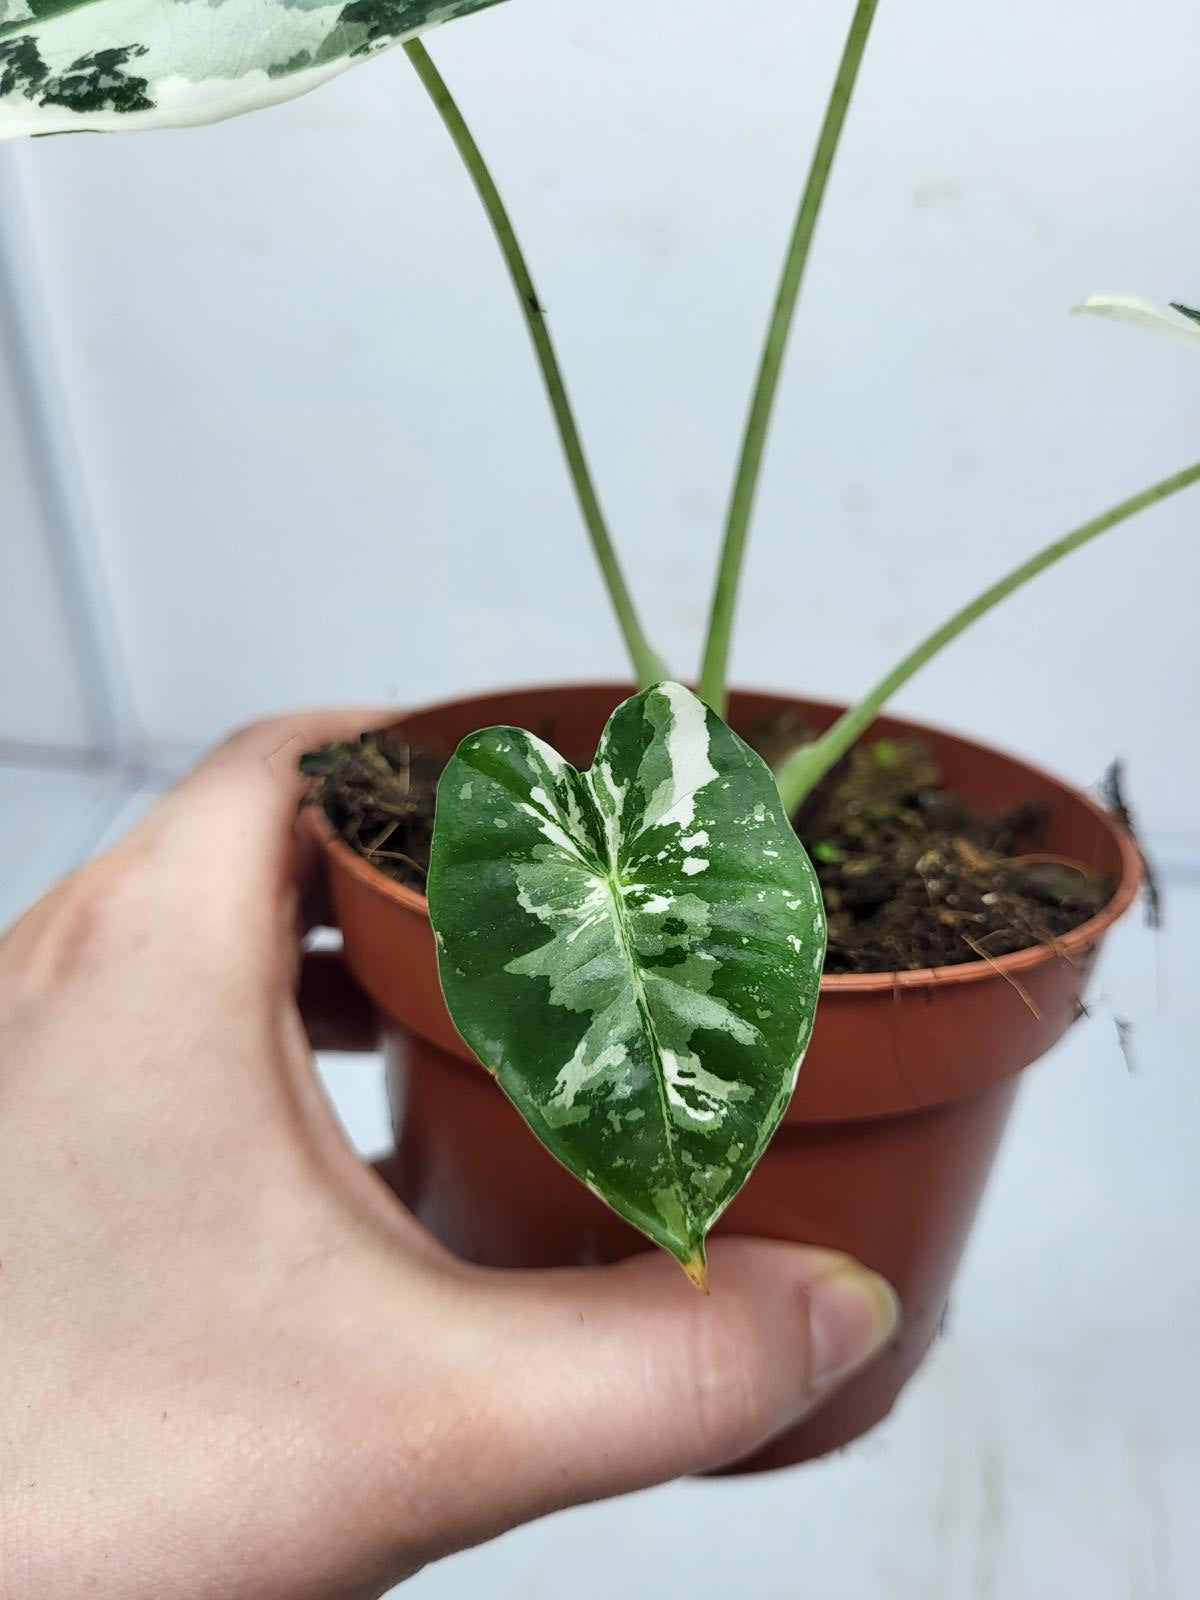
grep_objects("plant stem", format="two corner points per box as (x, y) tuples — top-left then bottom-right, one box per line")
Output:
(404, 39), (667, 689)
(775, 461), (1200, 814)
(696, 0), (880, 715)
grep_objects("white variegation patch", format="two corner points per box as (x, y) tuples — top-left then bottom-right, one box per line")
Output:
(1074, 294), (1200, 351)
(0, 0), (502, 138)
(551, 1038), (629, 1115)
(660, 1048), (751, 1127)
(639, 679), (719, 834)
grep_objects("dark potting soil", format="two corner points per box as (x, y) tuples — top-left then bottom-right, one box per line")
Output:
(301, 711), (1113, 976)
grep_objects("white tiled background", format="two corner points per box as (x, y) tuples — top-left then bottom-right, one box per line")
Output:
(2, 0), (1198, 1593)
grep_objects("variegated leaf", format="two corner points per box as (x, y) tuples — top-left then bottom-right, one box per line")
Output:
(427, 682), (826, 1286)
(1073, 294), (1200, 351)
(0, 0), (502, 138)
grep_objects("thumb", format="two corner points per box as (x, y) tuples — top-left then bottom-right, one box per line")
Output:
(473, 1238), (898, 1519)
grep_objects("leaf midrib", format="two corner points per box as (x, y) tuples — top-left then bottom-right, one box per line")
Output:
(583, 770), (696, 1250)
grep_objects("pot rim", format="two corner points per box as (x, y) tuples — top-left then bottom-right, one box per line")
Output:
(304, 681), (1144, 995)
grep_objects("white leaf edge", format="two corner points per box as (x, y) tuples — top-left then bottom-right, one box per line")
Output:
(0, 0), (496, 139)
(1073, 293), (1200, 351)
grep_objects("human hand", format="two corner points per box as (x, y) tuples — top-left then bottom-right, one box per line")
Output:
(0, 714), (897, 1600)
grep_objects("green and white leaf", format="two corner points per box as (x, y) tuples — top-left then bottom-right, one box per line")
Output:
(427, 682), (826, 1285)
(0, 0), (502, 138)
(1073, 294), (1200, 351)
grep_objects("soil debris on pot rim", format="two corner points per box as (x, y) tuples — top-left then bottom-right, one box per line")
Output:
(302, 712), (1113, 976)
(300, 731), (445, 889)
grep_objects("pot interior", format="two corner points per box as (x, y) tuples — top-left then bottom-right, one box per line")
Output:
(387, 681), (1133, 902)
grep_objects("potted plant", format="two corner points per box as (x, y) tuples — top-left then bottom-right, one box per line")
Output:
(4, 0), (1195, 1473)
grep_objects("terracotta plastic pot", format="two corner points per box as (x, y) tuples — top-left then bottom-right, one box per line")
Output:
(309, 683), (1140, 1474)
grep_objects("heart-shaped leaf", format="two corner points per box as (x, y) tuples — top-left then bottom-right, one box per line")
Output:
(427, 682), (826, 1286)
(0, 0), (504, 138)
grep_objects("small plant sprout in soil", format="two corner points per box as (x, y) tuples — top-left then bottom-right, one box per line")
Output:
(5, 3), (1195, 1287)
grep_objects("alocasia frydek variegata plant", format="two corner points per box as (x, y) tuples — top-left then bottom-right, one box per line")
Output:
(2, 1), (1197, 1284)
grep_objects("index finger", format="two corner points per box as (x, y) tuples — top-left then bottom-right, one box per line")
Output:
(134, 708), (389, 905)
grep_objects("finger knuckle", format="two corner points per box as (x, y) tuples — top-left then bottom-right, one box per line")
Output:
(217, 715), (286, 759)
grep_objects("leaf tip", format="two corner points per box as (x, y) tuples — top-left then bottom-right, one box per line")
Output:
(680, 1253), (710, 1294)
